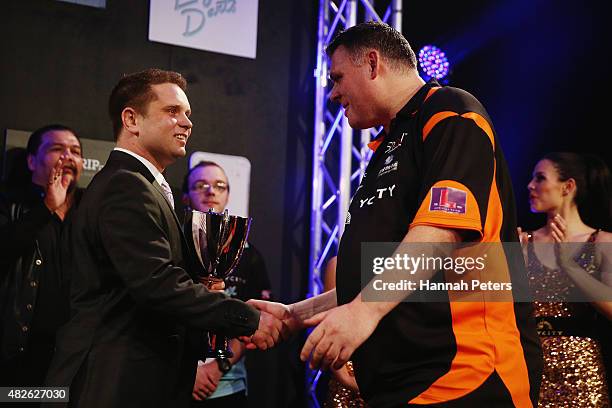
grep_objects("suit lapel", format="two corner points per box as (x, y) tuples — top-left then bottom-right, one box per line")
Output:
(150, 182), (191, 248)
(105, 151), (197, 278)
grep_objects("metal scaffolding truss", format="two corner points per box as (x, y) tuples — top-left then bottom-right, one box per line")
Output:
(308, 0), (403, 308)
(307, 0), (403, 405)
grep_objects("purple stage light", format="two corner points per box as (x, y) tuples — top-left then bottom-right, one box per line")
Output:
(418, 45), (450, 80)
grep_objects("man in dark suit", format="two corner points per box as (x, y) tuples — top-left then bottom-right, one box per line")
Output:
(44, 69), (278, 407)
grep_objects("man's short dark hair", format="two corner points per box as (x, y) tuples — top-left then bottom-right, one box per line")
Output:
(108, 68), (187, 140)
(181, 161), (229, 194)
(326, 21), (416, 71)
(26, 124), (81, 156)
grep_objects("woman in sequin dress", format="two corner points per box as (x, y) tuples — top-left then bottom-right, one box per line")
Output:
(520, 152), (612, 407)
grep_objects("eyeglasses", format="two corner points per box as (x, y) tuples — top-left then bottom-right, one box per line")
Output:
(190, 181), (228, 193)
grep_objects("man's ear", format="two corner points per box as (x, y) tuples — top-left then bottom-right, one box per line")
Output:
(367, 50), (380, 79)
(121, 107), (139, 136)
(26, 153), (36, 172)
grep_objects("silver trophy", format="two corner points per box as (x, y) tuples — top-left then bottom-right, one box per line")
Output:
(184, 209), (252, 359)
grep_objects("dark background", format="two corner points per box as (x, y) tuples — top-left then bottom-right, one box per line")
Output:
(402, 0), (612, 230)
(1, 0), (610, 406)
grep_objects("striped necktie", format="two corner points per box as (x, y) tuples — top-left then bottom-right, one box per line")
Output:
(159, 180), (175, 210)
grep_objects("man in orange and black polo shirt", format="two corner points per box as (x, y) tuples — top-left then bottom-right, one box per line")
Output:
(245, 22), (542, 407)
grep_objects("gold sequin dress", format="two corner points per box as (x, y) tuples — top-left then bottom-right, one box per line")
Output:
(527, 231), (610, 407)
(324, 362), (367, 408)
(324, 377), (367, 408)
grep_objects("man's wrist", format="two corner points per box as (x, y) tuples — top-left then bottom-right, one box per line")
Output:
(353, 294), (393, 324)
(286, 303), (306, 331)
(286, 303), (299, 322)
(291, 289), (337, 321)
(216, 357), (232, 374)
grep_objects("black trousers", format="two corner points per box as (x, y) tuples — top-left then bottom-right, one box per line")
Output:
(401, 371), (524, 408)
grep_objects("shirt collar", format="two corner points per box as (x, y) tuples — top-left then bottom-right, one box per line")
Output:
(367, 137), (385, 152)
(113, 147), (167, 187)
(30, 181), (46, 199)
(395, 78), (441, 120)
(367, 79), (441, 152)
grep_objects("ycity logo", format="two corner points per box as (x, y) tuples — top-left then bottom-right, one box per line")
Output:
(175, 0), (237, 37)
(359, 184), (396, 208)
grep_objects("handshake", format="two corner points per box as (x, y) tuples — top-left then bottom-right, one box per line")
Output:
(238, 292), (380, 371)
(239, 299), (304, 350)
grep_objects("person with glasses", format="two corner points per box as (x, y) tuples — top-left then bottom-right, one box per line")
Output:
(183, 161), (230, 214)
(182, 160), (273, 408)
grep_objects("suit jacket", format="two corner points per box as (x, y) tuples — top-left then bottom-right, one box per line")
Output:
(44, 151), (259, 408)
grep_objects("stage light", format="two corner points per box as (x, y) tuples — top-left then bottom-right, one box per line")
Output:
(418, 45), (450, 81)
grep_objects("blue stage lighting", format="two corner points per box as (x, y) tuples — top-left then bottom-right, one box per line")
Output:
(418, 45), (450, 81)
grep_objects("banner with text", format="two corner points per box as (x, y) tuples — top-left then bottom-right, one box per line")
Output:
(149, 0), (258, 59)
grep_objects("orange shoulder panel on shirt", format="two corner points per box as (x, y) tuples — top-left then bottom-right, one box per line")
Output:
(460, 112), (495, 152)
(424, 86), (441, 102)
(422, 111), (458, 141)
(422, 111), (496, 152)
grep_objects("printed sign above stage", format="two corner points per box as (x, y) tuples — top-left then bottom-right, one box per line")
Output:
(149, 0), (259, 59)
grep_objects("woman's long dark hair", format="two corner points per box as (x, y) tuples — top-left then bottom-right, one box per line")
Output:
(543, 152), (611, 231)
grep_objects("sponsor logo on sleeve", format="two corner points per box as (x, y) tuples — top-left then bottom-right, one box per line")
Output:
(429, 187), (467, 214)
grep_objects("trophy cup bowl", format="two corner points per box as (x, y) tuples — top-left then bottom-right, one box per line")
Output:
(184, 208), (252, 359)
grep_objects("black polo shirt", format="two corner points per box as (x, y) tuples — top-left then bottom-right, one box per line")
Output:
(224, 242), (272, 302)
(0, 183), (73, 386)
(335, 80), (541, 407)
